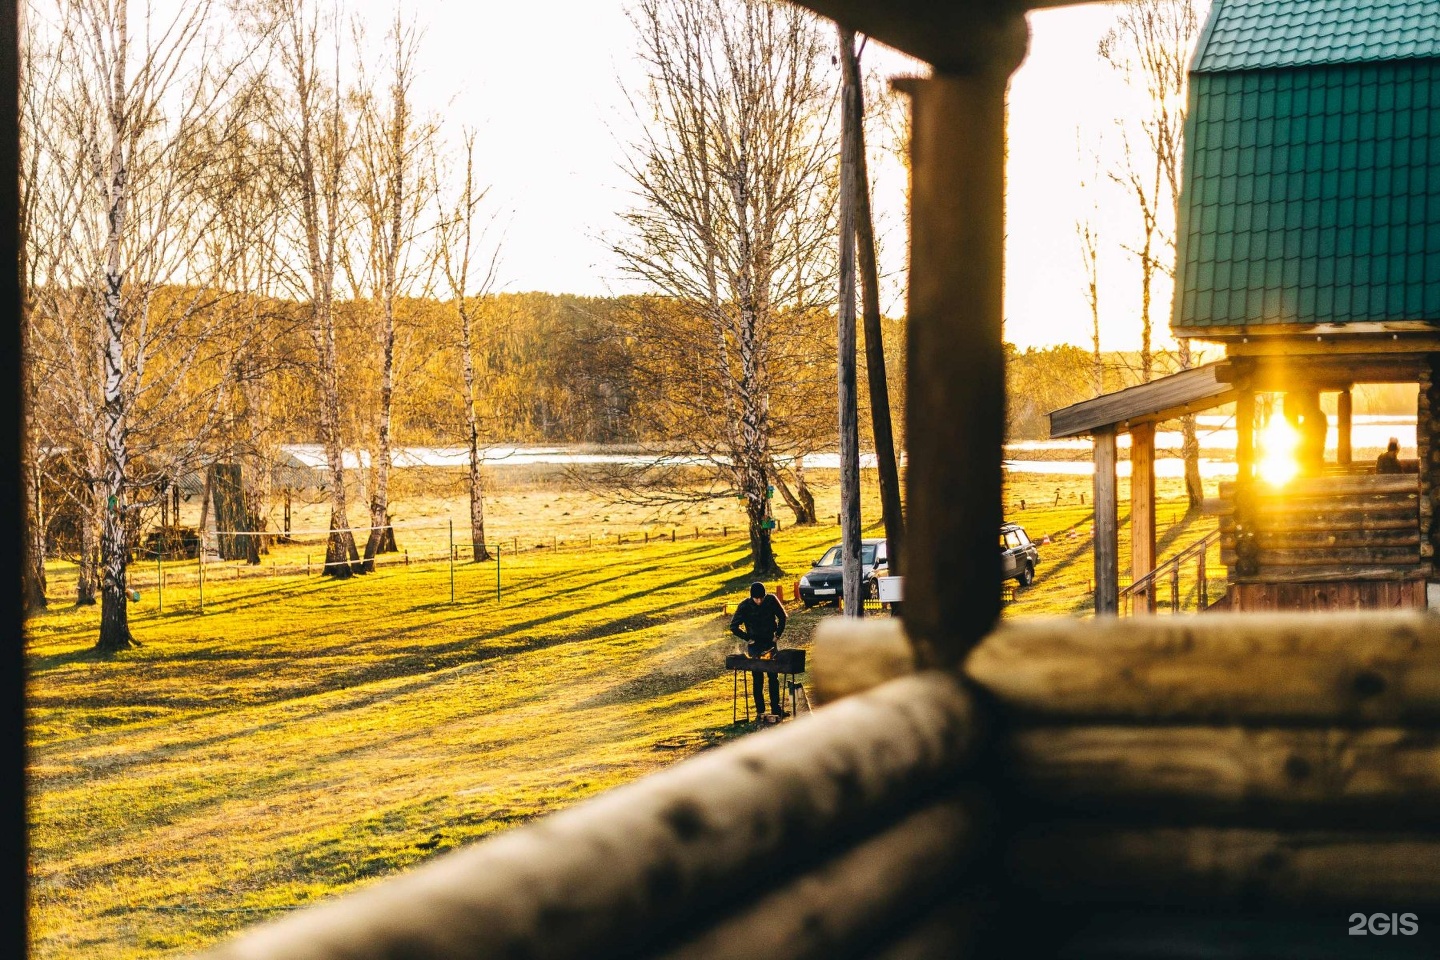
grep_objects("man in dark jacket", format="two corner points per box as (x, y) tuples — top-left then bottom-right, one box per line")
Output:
(730, 581), (788, 717)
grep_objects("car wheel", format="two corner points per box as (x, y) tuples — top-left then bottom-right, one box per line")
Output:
(802, 599), (816, 609)
(866, 578), (879, 600)
(1018, 561), (1035, 587)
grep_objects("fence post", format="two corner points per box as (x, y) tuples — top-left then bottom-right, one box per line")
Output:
(449, 520), (455, 604)
(1171, 566), (1180, 613)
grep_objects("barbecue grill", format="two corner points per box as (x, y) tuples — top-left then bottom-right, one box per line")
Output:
(725, 649), (807, 723)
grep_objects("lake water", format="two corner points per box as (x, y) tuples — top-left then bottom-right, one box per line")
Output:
(280, 414), (1419, 480)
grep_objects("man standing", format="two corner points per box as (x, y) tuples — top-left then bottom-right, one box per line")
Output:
(730, 581), (788, 717)
(1377, 437), (1403, 474)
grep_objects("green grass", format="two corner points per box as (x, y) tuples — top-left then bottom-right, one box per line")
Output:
(25, 478), (1218, 959)
(26, 521), (878, 959)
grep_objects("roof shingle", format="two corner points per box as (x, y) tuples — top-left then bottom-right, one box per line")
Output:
(1195, 0), (1440, 72)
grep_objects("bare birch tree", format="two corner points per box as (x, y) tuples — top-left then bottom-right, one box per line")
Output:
(616, 0), (838, 576)
(263, 0), (362, 575)
(437, 131), (498, 563)
(1102, 0), (1206, 508)
(348, 13), (435, 567)
(1076, 133), (1105, 395)
(24, 0), (263, 650)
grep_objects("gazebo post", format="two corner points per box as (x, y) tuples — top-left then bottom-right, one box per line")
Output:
(1130, 421), (1157, 612)
(1338, 387), (1353, 465)
(898, 26), (1025, 669)
(1093, 426), (1120, 616)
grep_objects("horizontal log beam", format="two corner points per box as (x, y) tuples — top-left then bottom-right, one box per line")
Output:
(1007, 823), (1440, 910)
(1228, 564), (1429, 583)
(811, 618), (917, 705)
(1004, 726), (1440, 825)
(198, 673), (981, 960)
(1220, 478), (1418, 497)
(1220, 547), (1421, 567)
(1220, 524), (1420, 546)
(655, 796), (986, 960)
(965, 613), (1440, 725)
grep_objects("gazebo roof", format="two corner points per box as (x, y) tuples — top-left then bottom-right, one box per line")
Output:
(1049, 361), (1236, 439)
(1173, 0), (1440, 336)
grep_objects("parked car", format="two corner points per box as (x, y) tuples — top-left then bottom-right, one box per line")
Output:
(1001, 522), (1039, 586)
(798, 538), (888, 608)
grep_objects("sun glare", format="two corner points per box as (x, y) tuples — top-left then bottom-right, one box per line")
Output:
(1258, 414), (1299, 486)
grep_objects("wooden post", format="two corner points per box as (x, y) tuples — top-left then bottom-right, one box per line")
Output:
(1093, 427), (1119, 616)
(896, 25), (1024, 667)
(1130, 421), (1157, 614)
(1235, 387), (1255, 483)
(1338, 387), (1353, 465)
(838, 27), (864, 620)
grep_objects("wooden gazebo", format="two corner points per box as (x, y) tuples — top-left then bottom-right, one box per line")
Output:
(1173, 0), (1440, 612)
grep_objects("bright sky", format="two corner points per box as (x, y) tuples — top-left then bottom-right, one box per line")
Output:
(412, 0), (1167, 351)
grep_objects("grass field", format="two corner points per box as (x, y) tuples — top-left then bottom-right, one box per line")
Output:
(25, 471), (1220, 958)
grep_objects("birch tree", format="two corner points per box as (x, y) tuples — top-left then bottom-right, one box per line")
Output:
(25, 0), (262, 650)
(349, 13), (435, 567)
(264, 0), (362, 576)
(1102, 0), (1207, 508)
(438, 131), (498, 563)
(616, 0), (838, 576)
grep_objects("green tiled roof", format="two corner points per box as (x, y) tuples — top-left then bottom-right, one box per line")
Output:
(1195, 0), (1440, 72)
(1173, 60), (1440, 331)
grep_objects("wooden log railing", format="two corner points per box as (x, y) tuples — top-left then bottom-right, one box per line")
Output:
(968, 613), (1440, 913)
(1118, 529), (1221, 615)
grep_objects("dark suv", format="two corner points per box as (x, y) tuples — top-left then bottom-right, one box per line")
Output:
(1001, 523), (1039, 586)
(798, 538), (888, 608)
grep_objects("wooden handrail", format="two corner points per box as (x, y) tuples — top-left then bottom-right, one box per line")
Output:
(1118, 528), (1221, 614)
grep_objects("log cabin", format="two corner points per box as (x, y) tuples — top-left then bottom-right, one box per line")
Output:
(1053, 0), (1440, 615)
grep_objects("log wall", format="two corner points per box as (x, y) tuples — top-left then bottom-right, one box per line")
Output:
(1218, 474), (1428, 611)
(967, 614), (1440, 912)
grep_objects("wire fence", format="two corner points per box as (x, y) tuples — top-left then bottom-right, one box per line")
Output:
(39, 518), (761, 614)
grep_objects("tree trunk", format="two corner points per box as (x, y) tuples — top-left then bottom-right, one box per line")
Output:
(1178, 339), (1203, 510)
(746, 482), (779, 578)
(459, 296), (491, 563)
(76, 495), (98, 606)
(363, 316), (397, 565)
(846, 31), (905, 578)
(795, 456), (817, 525)
(772, 465), (816, 526)
(96, 4), (134, 653)
(836, 26), (864, 618)
(22, 448), (47, 613)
